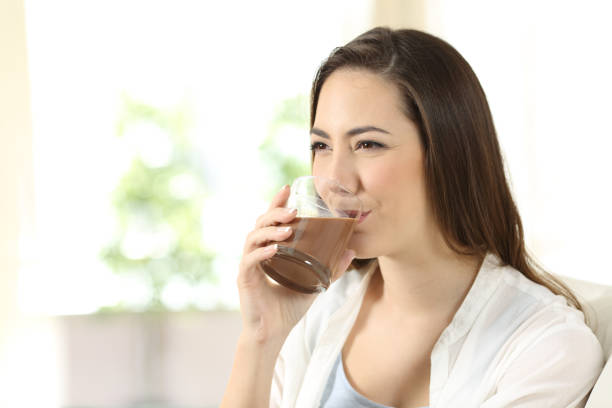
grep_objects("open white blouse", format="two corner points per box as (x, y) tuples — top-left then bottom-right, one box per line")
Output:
(270, 254), (604, 408)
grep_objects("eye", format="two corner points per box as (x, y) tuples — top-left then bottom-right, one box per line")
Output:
(310, 142), (330, 152)
(355, 140), (384, 150)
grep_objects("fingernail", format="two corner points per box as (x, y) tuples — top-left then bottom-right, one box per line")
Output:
(281, 184), (290, 191)
(266, 243), (278, 252)
(277, 226), (292, 233)
(285, 207), (297, 214)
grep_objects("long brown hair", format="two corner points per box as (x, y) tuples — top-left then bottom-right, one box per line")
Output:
(310, 27), (582, 311)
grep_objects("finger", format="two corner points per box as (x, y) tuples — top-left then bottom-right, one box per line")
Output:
(244, 225), (293, 253)
(268, 184), (291, 211)
(331, 249), (356, 283)
(255, 206), (297, 229)
(238, 243), (279, 284)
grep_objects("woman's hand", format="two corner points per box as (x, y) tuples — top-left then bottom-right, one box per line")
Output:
(237, 185), (355, 346)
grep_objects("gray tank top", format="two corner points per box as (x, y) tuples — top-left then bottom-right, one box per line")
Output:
(319, 352), (429, 408)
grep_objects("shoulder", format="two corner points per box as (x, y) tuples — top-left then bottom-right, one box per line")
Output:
(478, 260), (604, 406)
(481, 323), (603, 407)
(476, 255), (586, 328)
(493, 261), (592, 334)
(484, 306), (604, 407)
(480, 257), (599, 352)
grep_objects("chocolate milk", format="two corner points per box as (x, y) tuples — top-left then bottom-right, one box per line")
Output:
(261, 216), (357, 294)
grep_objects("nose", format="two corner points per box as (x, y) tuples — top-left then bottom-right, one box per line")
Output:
(326, 149), (359, 194)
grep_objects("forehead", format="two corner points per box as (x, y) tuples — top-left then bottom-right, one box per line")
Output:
(314, 68), (407, 128)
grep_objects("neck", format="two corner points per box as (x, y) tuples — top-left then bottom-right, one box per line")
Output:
(372, 239), (483, 324)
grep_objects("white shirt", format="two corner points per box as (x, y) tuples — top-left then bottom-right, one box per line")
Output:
(270, 254), (604, 408)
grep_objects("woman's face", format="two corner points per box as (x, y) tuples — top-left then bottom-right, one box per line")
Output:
(311, 69), (432, 259)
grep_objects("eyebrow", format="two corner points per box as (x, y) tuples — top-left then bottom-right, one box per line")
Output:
(310, 126), (391, 139)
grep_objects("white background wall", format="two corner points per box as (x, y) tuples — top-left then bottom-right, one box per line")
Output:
(1, 2), (62, 407)
(424, 0), (612, 283)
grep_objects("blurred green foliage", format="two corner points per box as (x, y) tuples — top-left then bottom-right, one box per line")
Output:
(100, 96), (215, 312)
(259, 94), (311, 198)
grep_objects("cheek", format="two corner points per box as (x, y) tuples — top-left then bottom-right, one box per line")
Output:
(311, 154), (332, 177)
(362, 154), (426, 207)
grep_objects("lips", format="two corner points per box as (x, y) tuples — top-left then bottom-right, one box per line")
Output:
(357, 210), (371, 224)
(343, 210), (371, 223)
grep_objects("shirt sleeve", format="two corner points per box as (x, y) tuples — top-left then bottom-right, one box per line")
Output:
(480, 325), (604, 408)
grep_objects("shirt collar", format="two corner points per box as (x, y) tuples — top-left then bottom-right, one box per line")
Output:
(434, 252), (504, 347)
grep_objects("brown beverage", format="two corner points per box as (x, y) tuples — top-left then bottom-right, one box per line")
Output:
(261, 216), (357, 294)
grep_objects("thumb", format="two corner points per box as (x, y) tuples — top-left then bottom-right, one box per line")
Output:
(331, 249), (356, 284)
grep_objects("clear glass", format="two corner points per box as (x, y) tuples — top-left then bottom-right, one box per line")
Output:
(261, 176), (362, 293)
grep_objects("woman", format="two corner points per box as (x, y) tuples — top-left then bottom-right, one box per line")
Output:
(221, 28), (604, 408)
